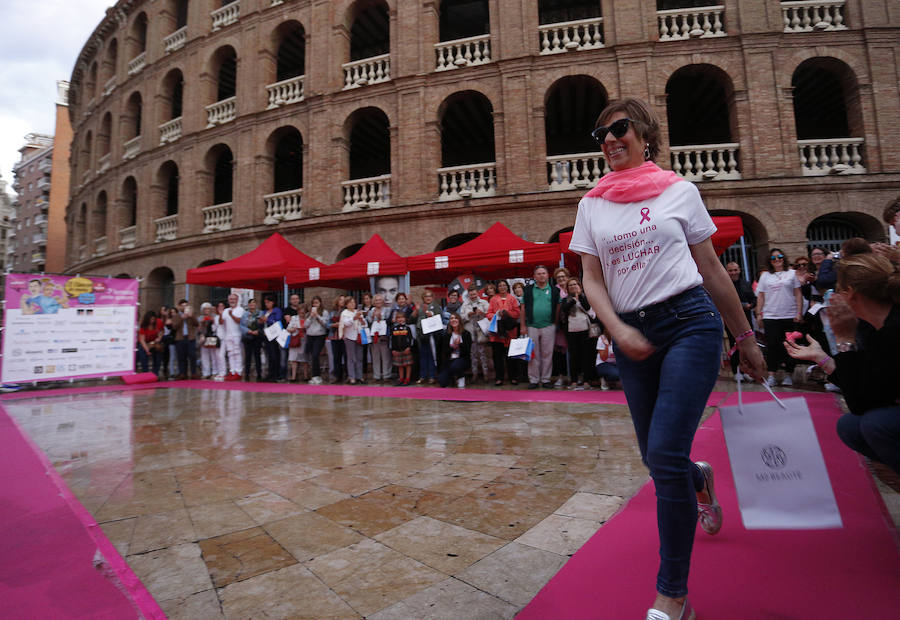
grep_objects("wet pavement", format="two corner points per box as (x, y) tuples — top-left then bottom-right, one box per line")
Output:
(4, 387), (652, 619)
(5, 379), (897, 619)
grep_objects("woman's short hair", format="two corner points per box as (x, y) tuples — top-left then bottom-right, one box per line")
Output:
(882, 195), (900, 224)
(553, 267), (570, 279)
(596, 97), (662, 162)
(837, 252), (900, 304)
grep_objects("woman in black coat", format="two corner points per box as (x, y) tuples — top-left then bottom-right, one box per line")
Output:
(437, 313), (472, 388)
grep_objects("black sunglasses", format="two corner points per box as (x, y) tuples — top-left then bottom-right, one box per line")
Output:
(591, 118), (633, 144)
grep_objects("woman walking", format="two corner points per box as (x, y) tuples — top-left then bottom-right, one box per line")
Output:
(569, 97), (765, 620)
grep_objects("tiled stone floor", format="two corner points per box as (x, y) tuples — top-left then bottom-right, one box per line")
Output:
(7, 382), (898, 618)
(5, 388), (650, 619)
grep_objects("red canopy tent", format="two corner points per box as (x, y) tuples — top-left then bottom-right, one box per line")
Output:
(288, 234), (407, 290)
(405, 222), (561, 285)
(559, 216), (744, 273)
(185, 233), (326, 290)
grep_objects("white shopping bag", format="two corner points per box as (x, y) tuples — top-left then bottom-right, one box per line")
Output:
(720, 386), (842, 530)
(507, 336), (534, 361)
(477, 317), (491, 336)
(264, 322), (282, 342)
(420, 314), (444, 335)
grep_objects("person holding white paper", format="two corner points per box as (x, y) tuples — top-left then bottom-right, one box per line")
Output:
(366, 294), (392, 382)
(341, 297), (365, 385)
(569, 97), (766, 620)
(460, 284), (491, 384)
(785, 252), (900, 475)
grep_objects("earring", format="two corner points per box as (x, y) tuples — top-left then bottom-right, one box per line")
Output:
(643, 144), (651, 161)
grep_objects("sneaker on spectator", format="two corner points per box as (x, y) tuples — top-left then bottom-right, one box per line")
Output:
(825, 382), (842, 393)
(456, 377), (465, 389)
(554, 378), (564, 388)
(781, 375), (793, 387)
(766, 376), (776, 388)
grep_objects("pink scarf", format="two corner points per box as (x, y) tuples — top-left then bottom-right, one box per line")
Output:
(585, 161), (681, 203)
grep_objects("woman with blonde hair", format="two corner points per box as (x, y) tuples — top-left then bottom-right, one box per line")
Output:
(786, 252), (900, 474)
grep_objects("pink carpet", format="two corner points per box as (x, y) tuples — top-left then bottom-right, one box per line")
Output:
(0, 404), (165, 619)
(518, 392), (900, 619)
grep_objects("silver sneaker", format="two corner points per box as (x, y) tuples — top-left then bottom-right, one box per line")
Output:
(695, 461), (722, 535)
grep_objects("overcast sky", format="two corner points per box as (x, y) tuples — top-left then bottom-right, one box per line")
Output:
(0, 0), (113, 194)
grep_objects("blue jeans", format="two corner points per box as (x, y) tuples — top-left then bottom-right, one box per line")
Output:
(419, 336), (436, 379)
(438, 357), (469, 387)
(613, 286), (723, 598)
(837, 407), (900, 475)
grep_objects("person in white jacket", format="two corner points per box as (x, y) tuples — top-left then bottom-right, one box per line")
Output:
(459, 284), (490, 383)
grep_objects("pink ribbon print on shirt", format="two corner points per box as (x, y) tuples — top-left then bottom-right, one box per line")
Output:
(639, 208), (651, 224)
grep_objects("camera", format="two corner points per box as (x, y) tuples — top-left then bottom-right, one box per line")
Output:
(832, 252), (841, 260)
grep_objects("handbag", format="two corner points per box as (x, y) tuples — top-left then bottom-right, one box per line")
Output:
(508, 336), (534, 361)
(203, 336), (220, 348)
(289, 331), (303, 348)
(488, 313), (499, 333)
(719, 382), (842, 529)
(588, 320), (602, 339)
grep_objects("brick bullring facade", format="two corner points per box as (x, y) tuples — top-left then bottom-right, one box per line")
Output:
(65, 0), (900, 307)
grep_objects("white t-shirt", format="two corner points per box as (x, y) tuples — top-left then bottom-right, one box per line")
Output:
(756, 270), (801, 319)
(569, 181), (716, 313)
(221, 306), (245, 340)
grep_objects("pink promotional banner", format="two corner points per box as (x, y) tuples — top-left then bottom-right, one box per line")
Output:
(2, 273), (139, 383)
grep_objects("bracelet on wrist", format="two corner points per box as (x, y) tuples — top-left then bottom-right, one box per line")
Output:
(728, 329), (755, 356)
(816, 355), (832, 368)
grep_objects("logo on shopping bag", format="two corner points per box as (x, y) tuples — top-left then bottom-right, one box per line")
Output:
(760, 445), (787, 469)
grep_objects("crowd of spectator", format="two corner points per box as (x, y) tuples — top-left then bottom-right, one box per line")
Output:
(135, 264), (620, 390)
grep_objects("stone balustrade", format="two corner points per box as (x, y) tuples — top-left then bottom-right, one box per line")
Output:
(342, 175), (391, 211)
(123, 135), (141, 160)
(159, 117), (183, 145)
(32, 252), (46, 264)
(154, 214), (178, 242)
(78, 245), (87, 261)
(33, 233), (48, 245)
(102, 76), (116, 97)
(127, 51), (146, 75)
(266, 75), (305, 109)
(670, 143), (741, 182)
(539, 17), (604, 54)
(342, 54), (391, 89)
(435, 34), (492, 71)
(98, 153), (111, 173)
(206, 97), (236, 127)
(211, 1), (240, 31)
(202, 203), (233, 232)
(94, 236), (107, 257)
(164, 26), (187, 53)
(797, 138), (865, 176)
(118, 225), (136, 250)
(782, 1), (846, 32)
(546, 152), (608, 190)
(37, 177), (51, 190)
(437, 163), (497, 201)
(658, 5), (725, 40)
(39, 159), (52, 172)
(263, 188), (303, 224)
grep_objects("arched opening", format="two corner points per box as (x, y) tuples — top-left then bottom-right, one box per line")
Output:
(145, 267), (175, 310)
(82, 131), (93, 172)
(806, 213), (883, 253)
(435, 232), (480, 251)
(792, 58), (861, 139)
(275, 21), (306, 81)
(545, 75), (608, 156)
(206, 144), (234, 205)
(539, 0), (601, 24)
(121, 176), (138, 228)
(99, 113), (112, 156)
(194, 259), (230, 306)
(440, 91), (495, 167)
(212, 46), (238, 102)
(268, 127), (304, 193)
(87, 62), (98, 100)
(792, 57), (865, 174)
(347, 107), (391, 179)
(93, 191), (108, 247)
(158, 161), (180, 216)
(666, 64), (735, 146)
(548, 226), (574, 243)
(130, 12), (148, 58)
(666, 64), (740, 180)
(161, 69), (184, 121)
(336, 243), (365, 262)
(103, 39), (118, 85)
(125, 92), (143, 138)
(709, 210), (765, 279)
(440, 0), (490, 41)
(349, 0), (389, 61)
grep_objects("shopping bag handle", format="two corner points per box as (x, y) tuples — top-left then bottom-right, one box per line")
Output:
(736, 371), (787, 414)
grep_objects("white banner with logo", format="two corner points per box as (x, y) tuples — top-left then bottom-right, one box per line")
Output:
(1, 273), (139, 383)
(720, 394), (842, 529)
